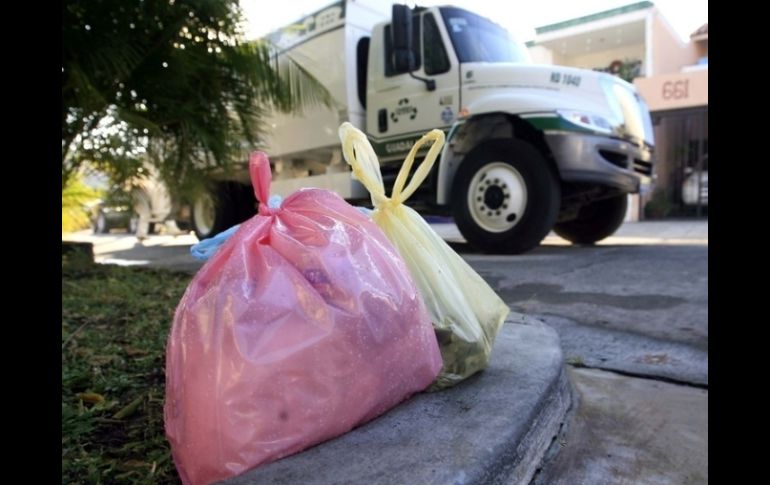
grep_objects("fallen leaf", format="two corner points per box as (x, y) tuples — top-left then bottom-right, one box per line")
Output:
(113, 395), (144, 420)
(123, 346), (148, 357)
(76, 392), (105, 404)
(90, 355), (116, 366)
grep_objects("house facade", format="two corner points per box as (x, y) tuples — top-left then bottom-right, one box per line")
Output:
(527, 2), (708, 220)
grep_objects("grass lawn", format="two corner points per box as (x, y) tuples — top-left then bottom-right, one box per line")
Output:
(62, 254), (191, 484)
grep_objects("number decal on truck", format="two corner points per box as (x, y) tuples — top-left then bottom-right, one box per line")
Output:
(550, 72), (581, 87)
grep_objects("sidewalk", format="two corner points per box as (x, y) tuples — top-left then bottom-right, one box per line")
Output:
(223, 315), (571, 485)
(432, 220), (708, 246)
(62, 220), (708, 271)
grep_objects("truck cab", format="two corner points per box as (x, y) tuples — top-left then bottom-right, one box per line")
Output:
(363, 4), (654, 253)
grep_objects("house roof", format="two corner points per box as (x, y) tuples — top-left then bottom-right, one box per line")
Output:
(534, 1), (653, 35)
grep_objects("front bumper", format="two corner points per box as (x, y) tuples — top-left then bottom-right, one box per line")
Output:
(543, 132), (653, 193)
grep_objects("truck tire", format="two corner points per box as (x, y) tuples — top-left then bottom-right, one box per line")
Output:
(174, 219), (191, 232)
(93, 211), (109, 234)
(452, 139), (560, 254)
(191, 182), (257, 240)
(554, 194), (628, 244)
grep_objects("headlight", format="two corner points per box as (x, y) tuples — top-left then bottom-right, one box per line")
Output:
(557, 110), (613, 135)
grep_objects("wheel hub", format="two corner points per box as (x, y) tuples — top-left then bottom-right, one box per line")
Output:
(484, 185), (505, 209)
(467, 162), (528, 233)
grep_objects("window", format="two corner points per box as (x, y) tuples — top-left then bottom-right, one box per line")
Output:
(440, 7), (529, 64)
(384, 21), (421, 77)
(357, 37), (370, 108)
(423, 13), (450, 75)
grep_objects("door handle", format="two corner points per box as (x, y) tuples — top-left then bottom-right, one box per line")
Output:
(378, 109), (388, 133)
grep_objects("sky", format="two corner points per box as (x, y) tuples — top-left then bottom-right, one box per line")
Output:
(240, 0), (707, 44)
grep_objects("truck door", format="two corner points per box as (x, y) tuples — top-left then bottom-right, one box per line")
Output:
(367, 11), (459, 160)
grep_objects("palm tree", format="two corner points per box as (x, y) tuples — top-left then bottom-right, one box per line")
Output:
(62, 0), (331, 197)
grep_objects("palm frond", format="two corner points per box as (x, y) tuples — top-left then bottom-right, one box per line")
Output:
(62, 0), (335, 199)
(274, 53), (337, 113)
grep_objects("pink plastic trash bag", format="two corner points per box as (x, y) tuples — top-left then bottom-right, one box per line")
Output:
(164, 152), (442, 485)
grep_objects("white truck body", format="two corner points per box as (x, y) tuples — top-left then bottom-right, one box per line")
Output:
(189, 0), (655, 254)
(259, 1), (387, 199)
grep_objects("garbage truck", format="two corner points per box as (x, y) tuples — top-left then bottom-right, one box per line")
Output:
(181, 0), (655, 254)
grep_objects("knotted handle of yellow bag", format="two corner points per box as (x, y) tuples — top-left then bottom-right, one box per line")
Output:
(339, 122), (445, 207)
(391, 129), (445, 205)
(339, 122), (389, 207)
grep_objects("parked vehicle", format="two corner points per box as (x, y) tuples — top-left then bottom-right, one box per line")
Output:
(178, 0), (655, 253)
(92, 203), (136, 234)
(92, 170), (175, 236)
(682, 155), (708, 207)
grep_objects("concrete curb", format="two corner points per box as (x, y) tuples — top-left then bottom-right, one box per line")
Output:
(221, 315), (570, 485)
(538, 314), (708, 386)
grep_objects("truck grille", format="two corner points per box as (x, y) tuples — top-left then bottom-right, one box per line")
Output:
(599, 149), (629, 169)
(633, 158), (653, 176)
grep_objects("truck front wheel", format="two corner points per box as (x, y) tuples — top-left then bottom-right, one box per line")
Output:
(452, 140), (560, 254)
(553, 194), (628, 244)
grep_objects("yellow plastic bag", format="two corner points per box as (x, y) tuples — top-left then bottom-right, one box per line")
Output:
(338, 122), (510, 389)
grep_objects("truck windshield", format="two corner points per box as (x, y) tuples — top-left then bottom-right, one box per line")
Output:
(440, 7), (529, 63)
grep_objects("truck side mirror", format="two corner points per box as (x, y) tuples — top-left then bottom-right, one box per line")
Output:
(392, 4), (414, 72)
(391, 4), (436, 91)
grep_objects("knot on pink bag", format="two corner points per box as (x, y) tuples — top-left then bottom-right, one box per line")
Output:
(250, 151), (283, 216)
